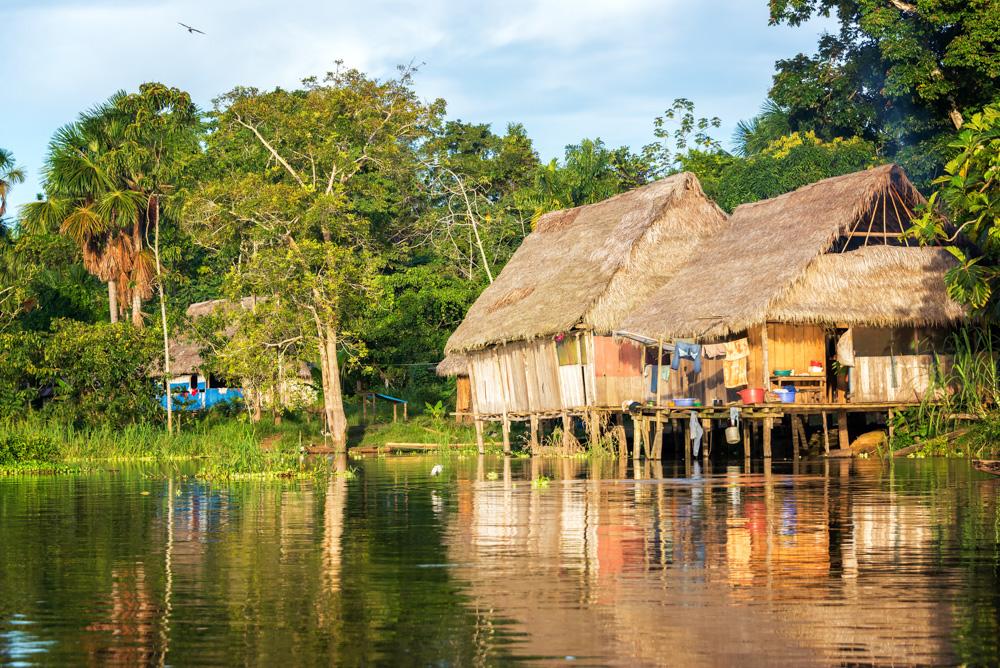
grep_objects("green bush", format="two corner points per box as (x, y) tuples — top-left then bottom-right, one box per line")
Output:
(0, 430), (59, 465)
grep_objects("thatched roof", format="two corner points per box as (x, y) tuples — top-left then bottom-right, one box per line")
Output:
(444, 173), (727, 353)
(436, 354), (469, 377)
(769, 246), (966, 327)
(619, 164), (956, 340)
(167, 297), (309, 378)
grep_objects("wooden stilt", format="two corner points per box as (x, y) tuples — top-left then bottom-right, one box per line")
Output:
(791, 416), (800, 460)
(837, 410), (849, 451)
(632, 415), (642, 461)
(393, 403), (398, 423)
(653, 414), (663, 460)
(562, 412), (573, 454)
(743, 421), (751, 459)
(683, 418), (692, 470)
(502, 416), (511, 454)
(588, 410), (600, 449)
(822, 411), (830, 455)
(763, 417), (773, 459)
(529, 414), (540, 454)
(796, 416), (808, 454)
(403, 402), (408, 421)
(475, 419), (485, 455)
(702, 418), (711, 459)
(887, 409), (894, 447)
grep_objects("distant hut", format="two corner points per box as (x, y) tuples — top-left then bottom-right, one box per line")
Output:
(620, 164), (966, 407)
(164, 297), (313, 413)
(443, 173), (727, 439)
(436, 354), (472, 423)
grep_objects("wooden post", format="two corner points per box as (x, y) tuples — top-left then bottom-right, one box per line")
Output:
(791, 415), (800, 459)
(502, 416), (511, 454)
(743, 420), (751, 459)
(475, 419), (485, 455)
(887, 409), (894, 447)
(653, 414), (663, 460)
(562, 412), (573, 454)
(683, 417), (691, 469)
(393, 403), (398, 423)
(761, 323), (771, 390)
(530, 414), (540, 454)
(655, 338), (664, 408)
(632, 415), (642, 461)
(837, 410), (850, 451)
(403, 402), (408, 421)
(763, 417), (773, 459)
(588, 410), (600, 449)
(702, 418), (711, 459)
(822, 411), (830, 455)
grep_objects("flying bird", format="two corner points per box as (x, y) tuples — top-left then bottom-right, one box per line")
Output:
(178, 22), (205, 35)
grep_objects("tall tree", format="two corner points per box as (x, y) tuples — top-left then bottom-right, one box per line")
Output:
(0, 148), (25, 222)
(769, 0), (1000, 142)
(185, 65), (443, 450)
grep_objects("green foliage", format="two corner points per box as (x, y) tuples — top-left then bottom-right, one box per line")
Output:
(679, 131), (881, 211)
(768, 0), (1000, 185)
(0, 426), (58, 466)
(909, 105), (1000, 314)
(40, 320), (161, 428)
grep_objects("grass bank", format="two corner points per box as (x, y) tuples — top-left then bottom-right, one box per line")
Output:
(0, 417), (320, 478)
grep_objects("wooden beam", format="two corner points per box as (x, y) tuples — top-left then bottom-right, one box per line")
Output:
(761, 324), (770, 390)
(763, 417), (772, 459)
(501, 416), (511, 454)
(529, 413), (540, 454)
(632, 415), (642, 461)
(743, 420), (751, 459)
(653, 414), (663, 460)
(562, 411), (573, 454)
(822, 411), (830, 455)
(475, 419), (485, 455)
(837, 410), (849, 451)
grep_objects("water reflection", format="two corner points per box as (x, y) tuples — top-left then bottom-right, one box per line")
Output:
(446, 457), (1000, 665)
(0, 457), (996, 665)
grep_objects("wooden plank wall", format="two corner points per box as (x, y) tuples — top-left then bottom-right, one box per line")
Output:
(767, 324), (826, 375)
(594, 336), (645, 406)
(854, 354), (953, 402)
(455, 376), (472, 422)
(653, 356), (732, 405)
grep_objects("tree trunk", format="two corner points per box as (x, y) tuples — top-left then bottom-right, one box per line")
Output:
(151, 195), (173, 435)
(324, 323), (348, 452)
(108, 280), (119, 323)
(132, 292), (143, 327)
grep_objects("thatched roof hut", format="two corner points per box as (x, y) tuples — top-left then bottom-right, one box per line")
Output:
(445, 172), (727, 354)
(436, 354), (469, 377)
(167, 297), (310, 379)
(620, 164), (965, 341)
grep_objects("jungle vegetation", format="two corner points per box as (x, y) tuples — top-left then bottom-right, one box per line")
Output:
(1, 2), (998, 457)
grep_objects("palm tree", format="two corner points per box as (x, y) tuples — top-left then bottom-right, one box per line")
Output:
(21, 95), (155, 325)
(733, 100), (792, 157)
(0, 148), (25, 221)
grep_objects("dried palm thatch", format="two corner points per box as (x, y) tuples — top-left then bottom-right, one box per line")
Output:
(768, 246), (966, 326)
(620, 164), (956, 340)
(166, 297), (308, 377)
(436, 354), (469, 377)
(445, 173), (727, 353)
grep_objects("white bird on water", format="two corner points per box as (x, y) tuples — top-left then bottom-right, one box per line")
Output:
(430, 464), (444, 477)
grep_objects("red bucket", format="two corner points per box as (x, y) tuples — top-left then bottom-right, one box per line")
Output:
(738, 388), (765, 405)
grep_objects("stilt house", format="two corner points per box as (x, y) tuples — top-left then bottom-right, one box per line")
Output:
(436, 354), (472, 423)
(443, 173), (727, 422)
(619, 164), (967, 406)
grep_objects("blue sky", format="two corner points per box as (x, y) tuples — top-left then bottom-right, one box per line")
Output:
(3, 0), (831, 215)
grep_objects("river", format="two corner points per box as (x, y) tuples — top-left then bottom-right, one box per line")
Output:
(0, 456), (997, 665)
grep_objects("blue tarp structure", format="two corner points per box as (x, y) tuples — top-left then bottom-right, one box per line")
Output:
(159, 379), (243, 412)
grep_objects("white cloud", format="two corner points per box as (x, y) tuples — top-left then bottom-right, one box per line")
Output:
(2, 0), (833, 212)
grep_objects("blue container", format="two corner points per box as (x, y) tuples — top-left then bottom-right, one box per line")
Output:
(774, 387), (797, 404)
(673, 398), (697, 407)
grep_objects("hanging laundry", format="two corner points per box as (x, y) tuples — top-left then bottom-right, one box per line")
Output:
(836, 329), (855, 367)
(659, 366), (670, 382)
(702, 343), (726, 359)
(690, 410), (704, 457)
(671, 341), (703, 374)
(729, 406), (741, 426)
(723, 338), (750, 389)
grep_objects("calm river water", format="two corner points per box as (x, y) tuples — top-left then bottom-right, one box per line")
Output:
(0, 456), (998, 666)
